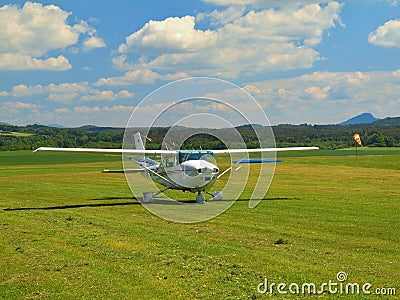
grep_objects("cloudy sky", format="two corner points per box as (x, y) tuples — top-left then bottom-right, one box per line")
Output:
(1, 0), (400, 126)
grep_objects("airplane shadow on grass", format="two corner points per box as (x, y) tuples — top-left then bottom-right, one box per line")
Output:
(234, 197), (300, 202)
(3, 197), (300, 211)
(143, 197), (301, 205)
(3, 197), (140, 211)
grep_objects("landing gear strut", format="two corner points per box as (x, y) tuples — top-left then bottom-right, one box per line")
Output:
(206, 190), (223, 201)
(212, 190), (223, 201)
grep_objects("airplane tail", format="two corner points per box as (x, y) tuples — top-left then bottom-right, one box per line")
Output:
(133, 132), (145, 150)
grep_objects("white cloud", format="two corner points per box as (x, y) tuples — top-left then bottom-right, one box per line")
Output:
(80, 90), (133, 101)
(114, 2), (343, 78)
(197, 6), (246, 25)
(393, 69), (400, 76)
(344, 71), (370, 85)
(12, 84), (41, 97)
(389, 98), (400, 106)
(95, 69), (189, 86)
(54, 108), (69, 113)
(73, 20), (96, 35)
(47, 92), (80, 103)
(74, 106), (101, 113)
(0, 2), (78, 56)
(11, 82), (91, 98)
(117, 90), (134, 98)
(244, 70), (400, 124)
(201, 0), (334, 9)
(304, 85), (331, 100)
(6, 81), (134, 104)
(48, 82), (91, 94)
(0, 101), (40, 119)
(83, 36), (106, 52)
(6, 70), (400, 127)
(96, 69), (159, 85)
(221, 2), (343, 46)
(103, 105), (136, 111)
(0, 2), (105, 71)
(0, 53), (71, 71)
(118, 16), (217, 54)
(10, 104), (138, 127)
(73, 104), (137, 113)
(368, 19), (400, 47)
(202, 0), (259, 5)
(14, 101), (39, 109)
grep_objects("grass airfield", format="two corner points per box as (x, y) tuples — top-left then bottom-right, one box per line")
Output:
(0, 149), (399, 299)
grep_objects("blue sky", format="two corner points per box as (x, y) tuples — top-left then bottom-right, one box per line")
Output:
(1, 0), (400, 126)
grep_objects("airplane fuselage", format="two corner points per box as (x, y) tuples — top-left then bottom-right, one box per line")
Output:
(146, 158), (219, 193)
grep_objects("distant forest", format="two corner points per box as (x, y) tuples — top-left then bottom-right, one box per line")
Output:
(1, 117), (400, 151)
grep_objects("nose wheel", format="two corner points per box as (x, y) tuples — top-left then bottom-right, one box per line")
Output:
(196, 192), (205, 204)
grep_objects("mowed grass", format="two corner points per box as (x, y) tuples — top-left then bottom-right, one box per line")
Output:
(0, 132), (34, 137)
(0, 150), (399, 299)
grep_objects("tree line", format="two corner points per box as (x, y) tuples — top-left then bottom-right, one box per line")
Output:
(0, 120), (399, 151)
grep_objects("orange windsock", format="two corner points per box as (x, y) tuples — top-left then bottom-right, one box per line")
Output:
(353, 134), (362, 146)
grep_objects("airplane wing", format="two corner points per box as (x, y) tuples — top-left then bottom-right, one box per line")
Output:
(34, 146), (318, 154)
(212, 146), (319, 154)
(33, 147), (177, 155)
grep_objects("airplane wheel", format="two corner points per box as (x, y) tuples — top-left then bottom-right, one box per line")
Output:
(213, 191), (223, 201)
(142, 192), (153, 203)
(196, 193), (205, 204)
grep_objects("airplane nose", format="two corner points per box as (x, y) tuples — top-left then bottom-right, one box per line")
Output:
(197, 167), (215, 175)
(205, 167), (219, 175)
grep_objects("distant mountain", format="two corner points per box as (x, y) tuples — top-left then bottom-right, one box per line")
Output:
(235, 124), (264, 129)
(31, 123), (67, 128)
(340, 113), (380, 125)
(79, 125), (99, 130)
(47, 123), (67, 128)
(78, 125), (124, 131)
(373, 117), (400, 126)
(0, 122), (10, 125)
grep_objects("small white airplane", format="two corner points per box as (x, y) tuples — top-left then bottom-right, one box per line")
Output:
(34, 132), (318, 203)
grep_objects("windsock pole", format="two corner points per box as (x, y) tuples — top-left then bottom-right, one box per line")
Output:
(355, 141), (358, 157)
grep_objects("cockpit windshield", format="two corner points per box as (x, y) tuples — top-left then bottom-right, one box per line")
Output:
(178, 150), (214, 164)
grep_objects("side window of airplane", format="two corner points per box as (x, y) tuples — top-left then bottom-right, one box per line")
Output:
(165, 156), (176, 168)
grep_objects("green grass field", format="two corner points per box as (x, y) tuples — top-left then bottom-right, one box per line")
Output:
(0, 132), (34, 137)
(0, 149), (399, 299)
